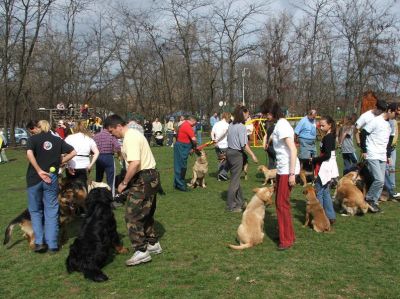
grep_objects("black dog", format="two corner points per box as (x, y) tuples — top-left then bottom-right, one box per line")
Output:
(66, 187), (128, 282)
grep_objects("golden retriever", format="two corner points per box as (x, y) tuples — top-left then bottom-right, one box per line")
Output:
(303, 185), (331, 232)
(188, 150), (208, 188)
(257, 165), (277, 186)
(228, 187), (274, 250)
(335, 171), (370, 215)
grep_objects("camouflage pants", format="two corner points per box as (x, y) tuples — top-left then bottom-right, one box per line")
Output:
(125, 169), (160, 252)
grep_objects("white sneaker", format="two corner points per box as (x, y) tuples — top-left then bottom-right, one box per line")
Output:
(125, 250), (152, 266)
(147, 242), (163, 255)
(392, 192), (400, 198)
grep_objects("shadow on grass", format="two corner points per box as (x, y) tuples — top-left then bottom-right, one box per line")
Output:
(264, 209), (279, 245)
(4, 239), (25, 249)
(220, 190), (227, 202)
(155, 220), (166, 240)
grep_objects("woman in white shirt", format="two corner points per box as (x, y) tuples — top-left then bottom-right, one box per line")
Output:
(65, 120), (99, 184)
(211, 112), (231, 181)
(271, 101), (300, 250)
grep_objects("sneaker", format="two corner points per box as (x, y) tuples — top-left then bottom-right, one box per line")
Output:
(147, 242), (163, 255)
(218, 174), (228, 181)
(34, 244), (48, 253)
(125, 250), (152, 266)
(368, 203), (381, 213)
(278, 245), (292, 251)
(392, 192), (400, 199)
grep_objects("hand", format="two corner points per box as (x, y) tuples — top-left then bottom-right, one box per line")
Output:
(117, 183), (127, 194)
(289, 175), (296, 186)
(38, 170), (51, 183)
(387, 158), (392, 166)
(362, 153), (367, 159)
(67, 167), (75, 175)
(87, 165), (92, 173)
(252, 154), (258, 164)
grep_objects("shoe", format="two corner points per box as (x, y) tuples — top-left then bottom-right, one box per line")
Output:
(392, 192), (400, 199)
(174, 186), (187, 192)
(125, 250), (152, 266)
(278, 245), (292, 251)
(147, 242), (163, 255)
(329, 219), (336, 225)
(34, 244), (48, 253)
(368, 203), (381, 213)
(48, 248), (59, 254)
(227, 207), (242, 213)
(218, 174), (228, 181)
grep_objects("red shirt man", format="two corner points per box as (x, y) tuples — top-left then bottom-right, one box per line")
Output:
(177, 120), (195, 144)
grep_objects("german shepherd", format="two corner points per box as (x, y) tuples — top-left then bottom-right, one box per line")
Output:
(2, 178), (105, 249)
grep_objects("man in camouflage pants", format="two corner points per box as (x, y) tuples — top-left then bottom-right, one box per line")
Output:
(105, 114), (162, 266)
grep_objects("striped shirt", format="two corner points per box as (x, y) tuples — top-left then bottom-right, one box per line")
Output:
(93, 129), (121, 154)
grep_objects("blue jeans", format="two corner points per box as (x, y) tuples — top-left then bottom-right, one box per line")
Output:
(298, 138), (316, 159)
(96, 153), (116, 196)
(384, 150), (396, 196)
(366, 159), (386, 204)
(342, 152), (358, 175)
(27, 174), (59, 249)
(173, 141), (192, 190)
(315, 177), (336, 220)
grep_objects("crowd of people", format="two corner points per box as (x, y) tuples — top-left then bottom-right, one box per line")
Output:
(15, 95), (400, 266)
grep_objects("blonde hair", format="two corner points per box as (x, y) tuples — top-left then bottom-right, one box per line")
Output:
(221, 112), (231, 121)
(37, 120), (50, 133)
(73, 120), (91, 136)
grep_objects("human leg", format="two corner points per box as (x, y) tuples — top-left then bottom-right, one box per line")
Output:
(275, 174), (295, 248)
(27, 182), (45, 246)
(226, 149), (244, 211)
(42, 174), (60, 250)
(366, 160), (386, 205)
(315, 177), (336, 220)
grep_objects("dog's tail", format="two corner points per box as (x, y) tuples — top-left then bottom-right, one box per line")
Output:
(3, 209), (30, 246)
(228, 243), (253, 250)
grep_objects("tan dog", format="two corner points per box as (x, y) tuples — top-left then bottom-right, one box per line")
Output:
(228, 187), (274, 250)
(258, 165), (277, 186)
(188, 150), (208, 188)
(335, 171), (370, 215)
(303, 185), (331, 232)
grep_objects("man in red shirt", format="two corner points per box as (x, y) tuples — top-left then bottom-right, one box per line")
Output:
(173, 116), (197, 191)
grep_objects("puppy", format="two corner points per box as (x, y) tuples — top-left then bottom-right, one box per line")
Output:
(257, 165), (277, 186)
(303, 185), (331, 232)
(66, 187), (128, 282)
(188, 150), (208, 188)
(335, 172), (370, 215)
(228, 187), (274, 250)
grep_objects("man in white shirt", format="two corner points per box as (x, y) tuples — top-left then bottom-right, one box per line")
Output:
(360, 102), (396, 212)
(355, 99), (387, 145)
(211, 112), (231, 181)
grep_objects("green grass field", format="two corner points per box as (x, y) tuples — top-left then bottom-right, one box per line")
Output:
(1, 147), (400, 298)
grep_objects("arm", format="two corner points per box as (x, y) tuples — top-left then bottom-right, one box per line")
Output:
(61, 150), (77, 165)
(360, 129), (369, 159)
(88, 145), (100, 171)
(118, 160), (141, 193)
(244, 143), (258, 163)
(284, 137), (297, 186)
(313, 135), (334, 164)
(27, 150), (51, 183)
(262, 134), (268, 150)
(392, 121), (398, 146)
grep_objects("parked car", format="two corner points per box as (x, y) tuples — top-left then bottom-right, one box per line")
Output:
(4, 128), (29, 145)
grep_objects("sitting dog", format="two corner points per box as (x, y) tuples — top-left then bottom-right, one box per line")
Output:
(228, 187), (274, 250)
(66, 187), (128, 282)
(188, 150), (208, 188)
(3, 191), (77, 249)
(335, 171), (370, 215)
(257, 165), (277, 186)
(303, 185), (331, 232)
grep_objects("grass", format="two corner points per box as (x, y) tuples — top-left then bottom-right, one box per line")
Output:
(1, 146), (400, 298)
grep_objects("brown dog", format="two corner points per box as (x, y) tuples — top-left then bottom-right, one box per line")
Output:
(335, 171), (370, 215)
(228, 187), (274, 250)
(257, 165), (277, 186)
(303, 185), (331, 232)
(188, 150), (208, 188)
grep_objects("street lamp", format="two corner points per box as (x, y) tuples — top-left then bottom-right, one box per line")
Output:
(242, 68), (250, 106)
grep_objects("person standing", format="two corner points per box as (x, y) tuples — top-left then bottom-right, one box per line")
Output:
(311, 116), (339, 224)
(166, 117), (175, 147)
(0, 129), (8, 164)
(26, 120), (76, 253)
(143, 120), (153, 145)
(152, 117), (163, 134)
(93, 128), (121, 196)
(104, 114), (162, 266)
(211, 112), (231, 181)
(271, 101), (300, 250)
(294, 109), (317, 166)
(360, 102), (396, 212)
(195, 121), (203, 145)
(173, 116), (198, 191)
(64, 120), (100, 184)
(384, 104), (400, 200)
(226, 106), (258, 212)
(209, 112), (219, 128)
(338, 116), (357, 175)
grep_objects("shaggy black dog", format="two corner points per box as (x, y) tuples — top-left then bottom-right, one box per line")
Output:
(66, 187), (127, 282)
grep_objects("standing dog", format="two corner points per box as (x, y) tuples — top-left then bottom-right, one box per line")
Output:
(335, 171), (371, 215)
(228, 187), (274, 250)
(188, 150), (208, 188)
(66, 187), (128, 282)
(257, 165), (277, 186)
(303, 185), (331, 232)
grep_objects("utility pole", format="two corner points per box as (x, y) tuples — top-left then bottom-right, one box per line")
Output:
(241, 68), (249, 106)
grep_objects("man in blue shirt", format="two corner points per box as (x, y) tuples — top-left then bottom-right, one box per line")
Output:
(209, 112), (219, 128)
(294, 109), (317, 164)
